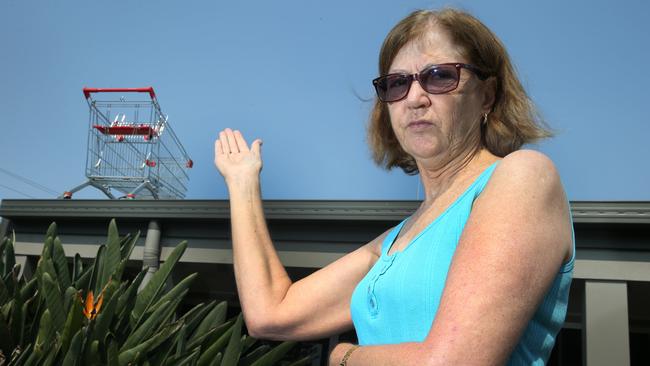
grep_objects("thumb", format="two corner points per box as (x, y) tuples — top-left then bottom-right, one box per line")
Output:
(251, 139), (263, 155)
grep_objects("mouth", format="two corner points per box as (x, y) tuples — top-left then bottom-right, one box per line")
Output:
(407, 120), (434, 130)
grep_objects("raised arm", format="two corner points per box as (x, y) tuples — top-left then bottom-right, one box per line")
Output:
(215, 128), (384, 340)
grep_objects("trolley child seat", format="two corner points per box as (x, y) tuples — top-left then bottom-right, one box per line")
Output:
(61, 87), (193, 199)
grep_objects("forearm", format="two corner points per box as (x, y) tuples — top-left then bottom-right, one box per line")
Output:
(330, 342), (433, 366)
(227, 176), (292, 323)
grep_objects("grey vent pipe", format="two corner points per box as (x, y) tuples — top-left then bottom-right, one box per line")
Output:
(139, 220), (161, 291)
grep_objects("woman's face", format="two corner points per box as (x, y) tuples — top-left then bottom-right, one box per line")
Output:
(387, 28), (489, 165)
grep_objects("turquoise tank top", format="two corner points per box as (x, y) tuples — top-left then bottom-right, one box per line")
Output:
(350, 161), (574, 365)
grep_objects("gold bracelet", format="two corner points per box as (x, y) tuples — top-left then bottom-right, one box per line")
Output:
(339, 345), (359, 366)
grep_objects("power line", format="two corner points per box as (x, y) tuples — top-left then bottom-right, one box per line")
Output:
(0, 183), (36, 198)
(0, 167), (58, 196)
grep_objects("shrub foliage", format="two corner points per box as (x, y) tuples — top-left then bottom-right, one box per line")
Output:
(0, 220), (311, 366)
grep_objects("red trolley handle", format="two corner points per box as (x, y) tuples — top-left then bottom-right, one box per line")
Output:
(83, 87), (156, 100)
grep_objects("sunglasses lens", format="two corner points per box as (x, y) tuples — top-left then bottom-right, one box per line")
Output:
(421, 65), (459, 93)
(373, 64), (464, 102)
(375, 75), (411, 102)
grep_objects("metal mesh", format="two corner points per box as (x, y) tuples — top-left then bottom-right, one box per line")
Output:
(84, 95), (191, 199)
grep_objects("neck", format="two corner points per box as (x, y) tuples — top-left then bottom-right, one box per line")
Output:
(417, 147), (497, 204)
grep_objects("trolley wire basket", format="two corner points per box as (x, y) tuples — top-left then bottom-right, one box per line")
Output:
(62, 87), (192, 199)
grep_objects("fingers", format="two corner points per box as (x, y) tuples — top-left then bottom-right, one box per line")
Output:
(216, 129), (260, 155)
(218, 129), (240, 154)
(233, 130), (250, 152)
(218, 130), (230, 154)
(251, 139), (263, 156)
(225, 129), (239, 154)
(215, 139), (224, 155)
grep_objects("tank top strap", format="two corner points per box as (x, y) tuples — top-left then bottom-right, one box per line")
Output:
(380, 218), (408, 256)
(469, 161), (499, 199)
(379, 161), (500, 256)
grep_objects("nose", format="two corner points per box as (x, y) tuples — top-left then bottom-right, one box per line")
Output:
(403, 76), (431, 109)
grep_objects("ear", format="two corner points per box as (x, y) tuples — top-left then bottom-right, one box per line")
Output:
(481, 76), (497, 113)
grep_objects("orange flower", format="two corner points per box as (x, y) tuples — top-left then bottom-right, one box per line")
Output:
(82, 290), (104, 320)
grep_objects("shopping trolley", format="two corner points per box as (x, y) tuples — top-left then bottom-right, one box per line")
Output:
(61, 87), (193, 199)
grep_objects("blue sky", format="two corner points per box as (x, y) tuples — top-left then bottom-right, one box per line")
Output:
(1, 0), (648, 201)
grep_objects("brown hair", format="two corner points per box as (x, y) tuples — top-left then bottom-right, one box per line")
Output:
(368, 8), (552, 175)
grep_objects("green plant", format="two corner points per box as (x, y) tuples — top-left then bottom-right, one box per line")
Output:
(0, 219), (313, 366)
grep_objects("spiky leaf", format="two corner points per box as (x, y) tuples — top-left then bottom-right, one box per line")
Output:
(148, 272), (197, 314)
(92, 280), (121, 343)
(114, 268), (146, 337)
(189, 300), (227, 344)
(2, 237), (15, 277)
(10, 280), (24, 347)
(3, 264), (19, 295)
(62, 328), (83, 366)
(118, 321), (182, 366)
(52, 236), (71, 289)
(220, 313), (244, 366)
(34, 309), (53, 358)
(210, 353), (223, 366)
(177, 301), (214, 341)
(170, 349), (201, 366)
(22, 291), (42, 349)
(45, 222), (58, 240)
(97, 219), (121, 294)
(89, 245), (105, 295)
(36, 257), (59, 299)
(17, 343), (37, 366)
(196, 323), (234, 366)
(0, 241), (5, 277)
(113, 257), (130, 287)
(107, 334), (119, 366)
(119, 230), (139, 261)
(41, 345), (59, 366)
(285, 355), (312, 366)
(0, 310), (15, 356)
(20, 277), (38, 303)
(148, 324), (186, 366)
(41, 236), (53, 261)
(120, 296), (179, 353)
(63, 286), (77, 313)
(42, 272), (65, 331)
(249, 341), (297, 366)
(239, 345), (272, 366)
(0, 273), (9, 306)
(84, 340), (101, 365)
(73, 265), (93, 291)
(72, 254), (83, 282)
(187, 319), (234, 351)
(241, 334), (257, 354)
(131, 241), (187, 327)
(60, 290), (85, 355)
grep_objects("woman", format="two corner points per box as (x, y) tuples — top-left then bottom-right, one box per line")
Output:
(214, 8), (573, 366)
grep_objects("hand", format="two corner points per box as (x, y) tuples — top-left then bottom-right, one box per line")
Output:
(214, 128), (263, 186)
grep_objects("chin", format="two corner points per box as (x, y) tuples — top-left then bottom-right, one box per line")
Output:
(407, 146), (443, 160)
(403, 139), (444, 157)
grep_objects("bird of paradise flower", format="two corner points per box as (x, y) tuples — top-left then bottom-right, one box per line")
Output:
(80, 289), (105, 320)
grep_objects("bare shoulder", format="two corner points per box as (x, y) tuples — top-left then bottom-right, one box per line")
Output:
(485, 149), (565, 204)
(474, 149), (572, 260)
(496, 149), (560, 186)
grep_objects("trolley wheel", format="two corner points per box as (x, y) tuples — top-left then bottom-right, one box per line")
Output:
(63, 192), (72, 199)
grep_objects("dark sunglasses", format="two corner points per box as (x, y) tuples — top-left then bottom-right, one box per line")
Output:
(372, 63), (488, 102)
